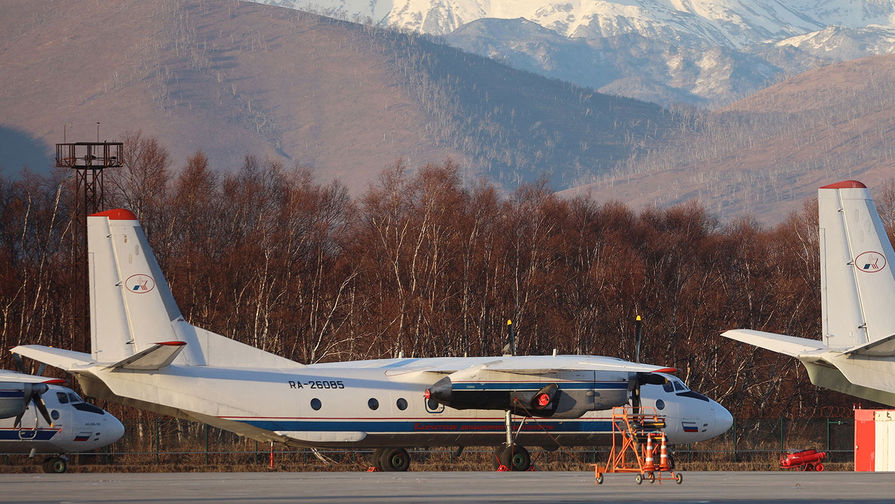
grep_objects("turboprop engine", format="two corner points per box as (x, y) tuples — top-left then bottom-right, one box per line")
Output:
(0, 382), (53, 427)
(424, 366), (649, 418)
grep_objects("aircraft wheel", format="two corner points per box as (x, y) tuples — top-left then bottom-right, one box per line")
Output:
(379, 448), (410, 472)
(499, 444), (531, 471)
(43, 457), (67, 474)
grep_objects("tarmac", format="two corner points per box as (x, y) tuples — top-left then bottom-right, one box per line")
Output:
(1, 471), (893, 503)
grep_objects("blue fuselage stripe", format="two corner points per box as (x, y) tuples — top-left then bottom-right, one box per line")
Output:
(234, 419), (615, 434)
(0, 429), (58, 441)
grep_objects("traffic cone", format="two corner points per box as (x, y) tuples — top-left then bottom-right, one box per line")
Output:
(659, 434), (671, 471)
(643, 434), (655, 471)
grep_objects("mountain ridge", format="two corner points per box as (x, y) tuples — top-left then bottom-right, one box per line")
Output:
(263, 0), (895, 106)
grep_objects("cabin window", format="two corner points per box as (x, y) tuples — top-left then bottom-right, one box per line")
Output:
(655, 399), (665, 411)
(50, 410), (60, 420)
(56, 392), (69, 404)
(396, 398), (408, 411)
(310, 398), (321, 411)
(427, 397), (439, 411)
(368, 398), (379, 410)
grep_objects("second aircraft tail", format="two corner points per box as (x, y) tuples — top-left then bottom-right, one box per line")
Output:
(818, 180), (895, 352)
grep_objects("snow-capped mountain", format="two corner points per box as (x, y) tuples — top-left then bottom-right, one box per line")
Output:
(257, 1), (895, 106)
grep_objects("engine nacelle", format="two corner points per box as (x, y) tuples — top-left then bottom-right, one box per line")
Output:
(0, 384), (28, 419)
(425, 368), (633, 418)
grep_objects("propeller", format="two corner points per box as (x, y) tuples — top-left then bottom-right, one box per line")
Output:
(14, 383), (53, 428)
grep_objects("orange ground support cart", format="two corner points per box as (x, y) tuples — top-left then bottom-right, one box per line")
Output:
(593, 406), (683, 485)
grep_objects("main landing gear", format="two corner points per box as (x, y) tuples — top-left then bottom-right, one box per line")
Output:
(494, 409), (533, 471)
(494, 444), (531, 471)
(371, 448), (411, 472)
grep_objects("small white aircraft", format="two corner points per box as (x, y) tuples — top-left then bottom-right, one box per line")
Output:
(0, 369), (124, 472)
(724, 180), (895, 406)
(13, 208), (731, 471)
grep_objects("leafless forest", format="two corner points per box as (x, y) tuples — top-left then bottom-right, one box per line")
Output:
(3, 132), (895, 422)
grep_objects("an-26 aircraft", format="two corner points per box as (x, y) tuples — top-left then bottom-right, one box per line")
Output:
(13, 209), (732, 471)
(724, 181), (895, 407)
(0, 369), (124, 472)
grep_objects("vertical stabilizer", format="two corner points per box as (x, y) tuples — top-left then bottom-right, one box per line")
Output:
(88, 210), (204, 365)
(819, 181), (895, 349)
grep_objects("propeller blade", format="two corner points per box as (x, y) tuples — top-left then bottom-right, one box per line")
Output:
(13, 410), (25, 429)
(33, 396), (52, 426)
(36, 363), (46, 377)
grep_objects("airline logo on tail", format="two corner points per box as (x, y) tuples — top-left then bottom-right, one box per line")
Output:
(126, 274), (155, 293)
(856, 251), (886, 273)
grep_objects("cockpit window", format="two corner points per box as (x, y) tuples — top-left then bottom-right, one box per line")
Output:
(662, 381), (674, 393)
(56, 392), (69, 404)
(673, 381), (686, 392)
(67, 393), (83, 403)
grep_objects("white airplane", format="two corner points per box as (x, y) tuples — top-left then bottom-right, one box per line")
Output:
(724, 180), (895, 407)
(13, 208), (732, 471)
(0, 369), (124, 472)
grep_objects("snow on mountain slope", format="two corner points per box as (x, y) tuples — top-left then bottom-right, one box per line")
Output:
(775, 25), (895, 60)
(258, 1), (895, 106)
(262, 0), (847, 43)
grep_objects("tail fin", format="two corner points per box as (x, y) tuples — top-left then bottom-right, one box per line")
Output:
(819, 180), (895, 350)
(88, 209), (299, 368)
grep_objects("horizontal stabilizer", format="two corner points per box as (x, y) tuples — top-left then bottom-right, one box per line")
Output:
(721, 329), (827, 358)
(845, 334), (895, 358)
(108, 341), (187, 371)
(10, 345), (94, 371)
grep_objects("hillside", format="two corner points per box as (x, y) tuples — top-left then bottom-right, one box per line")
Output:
(562, 54), (895, 223)
(0, 0), (677, 192)
(268, 0), (895, 107)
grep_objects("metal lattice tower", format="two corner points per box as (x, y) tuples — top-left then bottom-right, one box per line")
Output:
(56, 142), (123, 352)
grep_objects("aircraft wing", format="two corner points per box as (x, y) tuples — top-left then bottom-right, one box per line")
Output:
(478, 356), (675, 374)
(383, 355), (675, 376)
(721, 329), (827, 358)
(0, 369), (65, 384)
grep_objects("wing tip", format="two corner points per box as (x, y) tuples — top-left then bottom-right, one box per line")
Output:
(820, 180), (866, 189)
(89, 208), (137, 220)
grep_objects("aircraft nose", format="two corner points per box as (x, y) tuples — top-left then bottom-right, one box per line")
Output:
(714, 402), (733, 434)
(108, 415), (125, 443)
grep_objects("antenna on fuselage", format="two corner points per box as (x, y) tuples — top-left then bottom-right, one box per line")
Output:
(634, 315), (643, 363)
(502, 319), (515, 356)
(632, 315), (644, 411)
